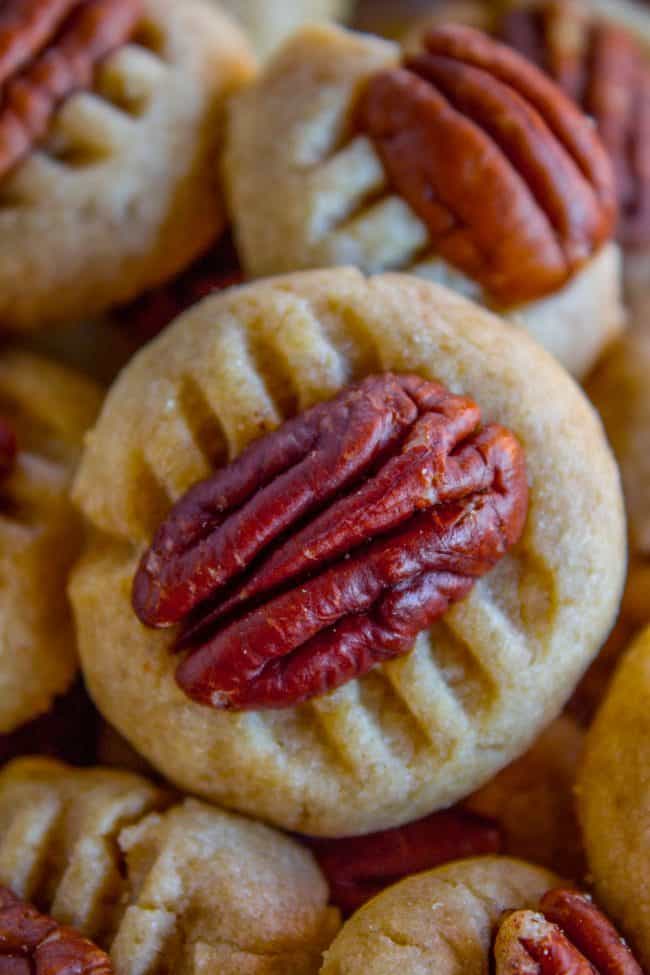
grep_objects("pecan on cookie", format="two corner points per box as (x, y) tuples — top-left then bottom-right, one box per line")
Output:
(0, 886), (113, 975)
(0, 0), (141, 181)
(494, 889), (642, 975)
(133, 373), (528, 711)
(499, 1), (650, 250)
(357, 24), (617, 304)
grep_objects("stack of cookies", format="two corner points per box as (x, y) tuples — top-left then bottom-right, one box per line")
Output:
(0, 1), (648, 973)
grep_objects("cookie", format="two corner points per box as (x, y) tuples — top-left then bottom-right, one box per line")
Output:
(70, 268), (625, 835)
(320, 856), (642, 974)
(578, 625), (650, 971)
(0, 350), (102, 733)
(223, 22), (624, 377)
(0, 0), (255, 331)
(320, 857), (559, 974)
(0, 756), (339, 974)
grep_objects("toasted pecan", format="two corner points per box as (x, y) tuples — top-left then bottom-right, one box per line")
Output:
(357, 24), (616, 304)
(0, 886), (113, 975)
(133, 373), (528, 711)
(499, 2), (650, 249)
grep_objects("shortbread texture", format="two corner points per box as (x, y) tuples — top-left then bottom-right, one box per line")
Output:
(218, 0), (351, 57)
(578, 626), (650, 970)
(0, 0), (254, 331)
(71, 268), (625, 836)
(0, 352), (102, 732)
(0, 757), (338, 975)
(223, 24), (624, 378)
(320, 856), (558, 974)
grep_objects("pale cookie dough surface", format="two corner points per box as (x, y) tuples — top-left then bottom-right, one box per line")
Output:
(578, 626), (650, 971)
(223, 24), (624, 378)
(0, 352), (102, 733)
(320, 856), (558, 975)
(0, 0), (255, 331)
(218, 0), (352, 57)
(71, 268), (625, 836)
(465, 715), (585, 878)
(0, 757), (339, 975)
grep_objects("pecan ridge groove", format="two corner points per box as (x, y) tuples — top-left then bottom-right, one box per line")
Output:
(0, 886), (113, 975)
(133, 373), (528, 711)
(356, 24), (617, 304)
(0, 0), (142, 182)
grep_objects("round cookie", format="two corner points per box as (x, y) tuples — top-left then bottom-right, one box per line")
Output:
(223, 22), (624, 378)
(70, 268), (625, 835)
(0, 757), (339, 975)
(578, 625), (650, 970)
(0, 0), (255, 331)
(320, 856), (558, 974)
(0, 350), (102, 733)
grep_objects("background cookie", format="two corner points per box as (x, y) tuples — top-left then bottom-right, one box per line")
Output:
(578, 625), (650, 971)
(0, 0), (255, 331)
(0, 351), (102, 733)
(218, 0), (352, 57)
(0, 757), (339, 975)
(70, 268), (625, 835)
(320, 856), (558, 974)
(223, 23), (623, 377)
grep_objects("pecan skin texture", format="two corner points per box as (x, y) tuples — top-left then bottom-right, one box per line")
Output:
(494, 889), (643, 975)
(303, 808), (501, 915)
(116, 233), (243, 342)
(0, 0), (141, 182)
(0, 418), (17, 479)
(499, 3), (650, 249)
(0, 886), (113, 975)
(133, 373), (528, 711)
(356, 25), (616, 305)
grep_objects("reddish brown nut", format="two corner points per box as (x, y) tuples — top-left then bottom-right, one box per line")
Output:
(0, 418), (17, 480)
(494, 889), (643, 975)
(0, 886), (113, 975)
(0, 0), (142, 182)
(356, 24), (616, 305)
(499, 3), (650, 249)
(115, 233), (243, 342)
(133, 373), (528, 711)
(302, 808), (502, 915)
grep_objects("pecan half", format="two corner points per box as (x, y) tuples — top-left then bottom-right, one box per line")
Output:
(0, 0), (141, 182)
(133, 373), (528, 711)
(494, 889), (643, 975)
(499, 2), (650, 249)
(0, 418), (17, 480)
(356, 24), (616, 304)
(116, 233), (243, 342)
(303, 808), (502, 915)
(0, 886), (113, 975)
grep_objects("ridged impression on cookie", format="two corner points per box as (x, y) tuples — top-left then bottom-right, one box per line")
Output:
(0, 0), (142, 182)
(499, 0), (650, 249)
(356, 24), (617, 303)
(303, 806), (502, 915)
(132, 372), (528, 711)
(494, 888), (643, 975)
(0, 885), (113, 975)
